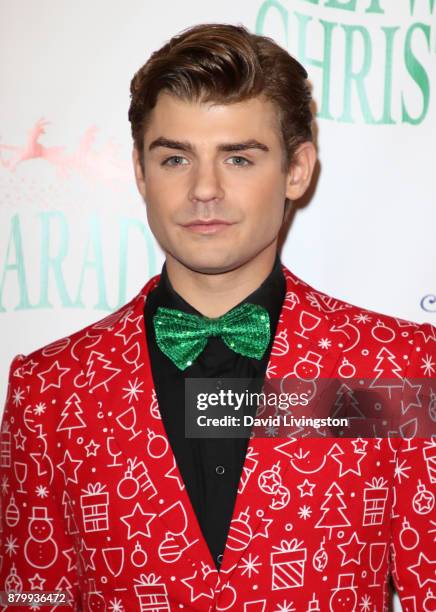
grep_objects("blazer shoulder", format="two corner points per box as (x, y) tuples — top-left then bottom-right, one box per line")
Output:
(15, 274), (160, 376)
(284, 266), (435, 370)
(293, 269), (425, 330)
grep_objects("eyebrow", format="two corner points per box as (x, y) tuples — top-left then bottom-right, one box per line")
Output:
(148, 137), (269, 153)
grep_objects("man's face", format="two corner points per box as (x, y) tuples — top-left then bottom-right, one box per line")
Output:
(133, 93), (301, 274)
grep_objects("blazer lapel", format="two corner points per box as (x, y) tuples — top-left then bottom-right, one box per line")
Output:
(75, 264), (346, 594)
(75, 275), (219, 594)
(217, 266), (345, 582)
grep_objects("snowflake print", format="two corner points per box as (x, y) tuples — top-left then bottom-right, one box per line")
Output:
(240, 552), (262, 578)
(354, 313), (372, 324)
(1, 474), (9, 495)
(36, 485), (49, 498)
(274, 601), (296, 612)
(359, 593), (372, 611)
(298, 505), (312, 520)
(122, 378), (144, 403)
(34, 402), (46, 416)
(12, 387), (25, 406)
(266, 426), (279, 437)
(318, 338), (332, 350)
(394, 457), (411, 483)
(421, 353), (435, 376)
(108, 598), (125, 612)
(5, 535), (19, 556)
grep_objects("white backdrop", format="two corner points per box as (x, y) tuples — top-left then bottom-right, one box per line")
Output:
(1, 2), (435, 609)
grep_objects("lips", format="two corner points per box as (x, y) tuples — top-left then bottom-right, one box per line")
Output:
(181, 220), (234, 234)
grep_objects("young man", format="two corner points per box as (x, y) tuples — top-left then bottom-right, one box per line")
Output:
(1, 23), (435, 612)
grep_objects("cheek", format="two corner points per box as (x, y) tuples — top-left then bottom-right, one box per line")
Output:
(144, 184), (174, 226)
(247, 196), (286, 233)
(240, 170), (287, 212)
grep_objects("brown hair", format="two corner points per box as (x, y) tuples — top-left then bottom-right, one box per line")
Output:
(128, 23), (313, 175)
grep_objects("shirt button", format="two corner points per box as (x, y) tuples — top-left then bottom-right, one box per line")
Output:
(215, 465), (225, 475)
(217, 553), (224, 565)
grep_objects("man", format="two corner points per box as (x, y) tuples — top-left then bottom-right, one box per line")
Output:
(1, 23), (435, 612)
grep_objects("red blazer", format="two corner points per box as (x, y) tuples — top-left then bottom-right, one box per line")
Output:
(1, 264), (435, 611)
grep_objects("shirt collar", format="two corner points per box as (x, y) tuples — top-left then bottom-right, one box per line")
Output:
(147, 254), (285, 327)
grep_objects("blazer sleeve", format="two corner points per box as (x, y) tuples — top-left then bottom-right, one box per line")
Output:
(389, 322), (436, 610)
(0, 354), (81, 610)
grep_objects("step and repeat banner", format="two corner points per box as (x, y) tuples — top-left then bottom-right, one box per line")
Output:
(0, 2), (435, 607)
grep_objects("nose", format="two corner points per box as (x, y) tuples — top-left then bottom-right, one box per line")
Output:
(188, 160), (224, 204)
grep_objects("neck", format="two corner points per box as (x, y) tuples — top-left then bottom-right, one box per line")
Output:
(165, 245), (278, 318)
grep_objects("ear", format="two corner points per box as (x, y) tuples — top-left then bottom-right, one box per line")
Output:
(132, 147), (146, 200)
(285, 141), (317, 201)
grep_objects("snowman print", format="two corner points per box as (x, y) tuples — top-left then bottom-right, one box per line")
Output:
(24, 506), (58, 568)
(329, 574), (357, 611)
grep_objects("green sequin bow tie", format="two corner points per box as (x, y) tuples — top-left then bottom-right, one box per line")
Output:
(153, 303), (270, 371)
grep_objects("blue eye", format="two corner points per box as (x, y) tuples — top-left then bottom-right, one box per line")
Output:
(227, 156), (252, 166)
(162, 156), (188, 166)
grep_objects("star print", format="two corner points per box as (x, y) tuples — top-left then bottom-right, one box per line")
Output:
(260, 471), (281, 494)
(337, 532), (366, 565)
(330, 444), (365, 477)
(181, 571), (215, 602)
(407, 553), (436, 587)
(120, 503), (156, 539)
(297, 479), (315, 497)
(253, 516), (273, 540)
(114, 313), (143, 345)
(271, 487), (290, 509)
(84, 440), (100, 457)
(21, 359), (38, 375)
(13, 428), (26, 450)
(401, 378), (422, 415)
(37, 360), (69, 393)
(62, 547), (78, 572)
(56, 450), (83, 485)
(414, 483), (434, 513)
(352, 438), (368, 454)
(28, 572), (46, 589)
(79, 538), (96, 571)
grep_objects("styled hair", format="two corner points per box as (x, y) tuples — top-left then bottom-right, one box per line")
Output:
(128, 23), (313, 174)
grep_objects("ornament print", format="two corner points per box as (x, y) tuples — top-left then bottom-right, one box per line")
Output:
(0, 264), (435, 610)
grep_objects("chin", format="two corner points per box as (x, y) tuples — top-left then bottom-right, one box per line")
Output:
(175, 252), (241, 275)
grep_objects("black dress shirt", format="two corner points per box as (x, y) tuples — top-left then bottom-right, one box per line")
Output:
(144, 255), (286, 569)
